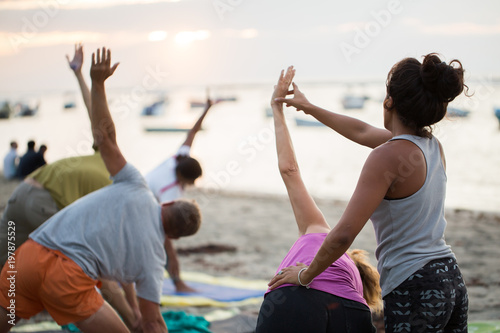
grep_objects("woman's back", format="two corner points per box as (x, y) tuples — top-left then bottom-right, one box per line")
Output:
(371, 134), (454, 297)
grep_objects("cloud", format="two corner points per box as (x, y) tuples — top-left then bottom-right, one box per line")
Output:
(0, 30), (156, 55)
(0, 31), (102, 55)
(403, 18), (500, 36)
(0, 0), (182, 11)
(223, 29), (259, 39)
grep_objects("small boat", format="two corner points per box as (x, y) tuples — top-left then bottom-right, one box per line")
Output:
(294, 117), (326, 127)
(144, 127), (194, 133)
(64, 101), (76, 109)
(494, 108), (500, 129)
(447, 107), (470, 118)
(190, 96), (237, 108)
(190, 101), (206, 108)
(63, 92), (76, 109)
(13, 101), (39, 117)
(0, 101), (12, 119)
(341, 95), (367, 110)
(215, 96), (237, 103)
(265, 107), (273, 118)
(141, 99), (167, 116)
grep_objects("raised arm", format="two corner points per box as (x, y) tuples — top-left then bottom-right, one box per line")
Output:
(268, 143), (393, 290)
(271, 66), (329, 236)
(275, 84), (392, 148)
(67, 43), (92, 119)
(181, 96), (214, 148)
(89, 47), (125, 176)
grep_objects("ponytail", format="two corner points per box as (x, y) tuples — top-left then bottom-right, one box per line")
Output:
(347, 249), (383, 314)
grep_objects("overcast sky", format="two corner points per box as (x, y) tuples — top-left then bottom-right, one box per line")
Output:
(0, 0), (499, 93)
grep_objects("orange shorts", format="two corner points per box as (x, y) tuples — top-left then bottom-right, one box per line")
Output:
(0, 239), (103, 325)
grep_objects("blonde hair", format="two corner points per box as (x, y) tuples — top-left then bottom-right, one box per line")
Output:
(347, 249), (383, 314)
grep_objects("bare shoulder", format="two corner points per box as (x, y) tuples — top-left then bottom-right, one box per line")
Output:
(374, 139), (424, 159)
(366, 139), (425, 175)
(367, 141), (400, 164)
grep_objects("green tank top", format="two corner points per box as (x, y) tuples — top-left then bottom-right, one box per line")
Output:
(29, 152), (111, 209)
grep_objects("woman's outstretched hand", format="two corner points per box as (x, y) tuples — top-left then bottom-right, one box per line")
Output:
(271, 65), (295, 107)
(268, 262), (309, 290)
(274, 82), (311, 113)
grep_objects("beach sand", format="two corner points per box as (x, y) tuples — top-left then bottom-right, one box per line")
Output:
(1, 177), (499, 330)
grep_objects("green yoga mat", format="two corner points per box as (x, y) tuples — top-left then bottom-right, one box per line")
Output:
(469, 321), (500, 333)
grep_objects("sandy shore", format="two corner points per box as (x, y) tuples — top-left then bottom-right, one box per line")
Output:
(177, 188), (500, 322)
(1, 176), (499, 328)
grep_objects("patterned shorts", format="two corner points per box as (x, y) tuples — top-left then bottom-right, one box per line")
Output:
(383, 257), (468, 333)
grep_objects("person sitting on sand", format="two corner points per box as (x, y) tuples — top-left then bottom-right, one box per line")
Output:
(16, 140), (46, 179)
(268, 54), (469, 332)
(2, 141), (18, 180)
(37, 144), (47, 162)
(255, 67), (382, 332)
(0, 47), (202, 333)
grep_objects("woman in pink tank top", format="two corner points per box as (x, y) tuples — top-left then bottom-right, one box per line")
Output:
(256, 67), (382, 333)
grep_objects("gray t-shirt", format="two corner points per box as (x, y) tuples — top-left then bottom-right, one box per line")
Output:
(31, 163), (166, 304)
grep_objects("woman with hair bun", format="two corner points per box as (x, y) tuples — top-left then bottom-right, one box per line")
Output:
(269, 54), (469, 332)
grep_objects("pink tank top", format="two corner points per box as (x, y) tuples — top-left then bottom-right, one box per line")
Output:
(269, 233), (368, 307)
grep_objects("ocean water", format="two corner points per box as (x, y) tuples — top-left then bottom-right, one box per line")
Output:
(1, 81), (499, 213)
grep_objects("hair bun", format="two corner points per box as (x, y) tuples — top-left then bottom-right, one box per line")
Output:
(420, 53), (465, 102)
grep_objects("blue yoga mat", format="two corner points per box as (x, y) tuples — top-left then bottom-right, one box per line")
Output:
(162, 279), (265, 302)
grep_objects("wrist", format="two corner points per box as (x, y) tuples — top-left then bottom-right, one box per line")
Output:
(91, 80), (105, 88)
(302, 102), (315, 115)
(297, 267), (313, 288)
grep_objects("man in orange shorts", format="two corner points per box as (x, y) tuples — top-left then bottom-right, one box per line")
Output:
(0, 47), (202, 333)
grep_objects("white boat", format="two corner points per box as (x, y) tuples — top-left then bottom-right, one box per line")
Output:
(341, 95), (367, 109)
(265, 107), (273, 118)
(144, 127), (192, 133)
(0, 101), (12, 119)
(294, 117), (326, 127)
(446, 107), (470, 118)
(13, 101), (40, 117)
(141, 99), (167, 116)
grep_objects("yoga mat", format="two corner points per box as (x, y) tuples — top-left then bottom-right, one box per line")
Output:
(11, 321), (62, 332)
(469, 321), (500, 333)
(161, 271), (267, 307)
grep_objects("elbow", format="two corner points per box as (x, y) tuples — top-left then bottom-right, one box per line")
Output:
(92, 124), (116, 147)
(279, 162), (299, 178)
(326, 229), (355, 252)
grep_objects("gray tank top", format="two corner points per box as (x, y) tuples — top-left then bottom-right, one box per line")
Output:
(370, 134), (455, 297)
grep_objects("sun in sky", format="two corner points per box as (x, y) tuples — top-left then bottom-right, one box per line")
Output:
(174, 30), (210, 45)
(148, 30), (168, 42)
